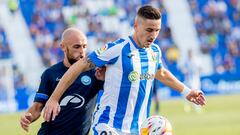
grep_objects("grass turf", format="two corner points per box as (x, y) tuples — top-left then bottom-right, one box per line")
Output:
(0, 94), (240, 135)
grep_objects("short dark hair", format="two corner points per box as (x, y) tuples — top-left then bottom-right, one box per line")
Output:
(137, 5), (161, 20)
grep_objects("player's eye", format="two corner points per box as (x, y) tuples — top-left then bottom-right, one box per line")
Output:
(73, 44), (83, 49)
(73, 44), (87, 49)
(146, 29), (153, 32)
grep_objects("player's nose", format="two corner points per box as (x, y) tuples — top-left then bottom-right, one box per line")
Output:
(78, 46), (85, 53)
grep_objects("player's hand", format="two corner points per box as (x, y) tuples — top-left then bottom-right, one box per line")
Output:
(95, 66), (106, 81)
(186, 90), (206, 106)
(43, 98), (61, 122)
(20, 112), (32, 132)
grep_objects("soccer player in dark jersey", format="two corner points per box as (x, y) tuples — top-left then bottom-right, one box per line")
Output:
(20, 27), (105, 135)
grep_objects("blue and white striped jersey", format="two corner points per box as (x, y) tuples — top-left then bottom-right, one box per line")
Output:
(89, 36), (163, 134)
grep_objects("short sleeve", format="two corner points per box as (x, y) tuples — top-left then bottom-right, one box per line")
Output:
(34, 70), (51, 103)
(88, 40), (125, 67)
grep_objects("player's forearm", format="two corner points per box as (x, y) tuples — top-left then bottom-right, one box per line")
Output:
(155, 68), (184, 92)
(50, 59), (88, 101)
(27, 103), (43, 123)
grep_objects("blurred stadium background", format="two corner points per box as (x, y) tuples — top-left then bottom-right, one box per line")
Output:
(0, 0), (239, 134)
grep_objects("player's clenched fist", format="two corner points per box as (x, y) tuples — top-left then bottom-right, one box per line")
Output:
(20, 112), (32, 132)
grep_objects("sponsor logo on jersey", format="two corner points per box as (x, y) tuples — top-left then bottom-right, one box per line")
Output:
(81, 75), (91, 85)
(128, 71), (139, 83)
(127, 53), (134, 58)
(60, 94), (85, 109)
(128, 71), (155, 82)
(56, 77), (61, 81)
(128, 51), (139, 60)
(140, 73), (155, 80)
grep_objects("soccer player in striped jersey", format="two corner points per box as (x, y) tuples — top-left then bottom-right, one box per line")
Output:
(44, 5), (206, 135)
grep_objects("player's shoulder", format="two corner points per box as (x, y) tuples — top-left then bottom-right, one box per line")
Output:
(42, 62), (65, 75)
(150, 43), (162, 57)
(103, 38), (126, 51)
(95, 38), (126, 55)
(151, 43), (161, 52)
(107, 38), (126, 48)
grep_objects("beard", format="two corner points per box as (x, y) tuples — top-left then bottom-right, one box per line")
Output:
(66, 47), (84, 65)
(67, 55), (84, 65)
(67, 57), (78, 65)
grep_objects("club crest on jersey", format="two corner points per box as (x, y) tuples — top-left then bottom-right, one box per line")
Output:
(151, 51), (157, 61)
(81, 75), (91, 85)
(96, 44), (108, 55)
(128, 71), (140, 83)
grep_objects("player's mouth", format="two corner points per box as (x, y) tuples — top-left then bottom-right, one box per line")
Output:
(75, 55), (84, 61)
(147, 39), (153, 44)
(79, 55), (84, 59)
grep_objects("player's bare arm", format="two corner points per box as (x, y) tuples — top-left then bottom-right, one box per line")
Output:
(155, 68), (206, 106)
(20, 102), (44, 132)
(43, 57), (96, 122)
(87, 57), (96, 69)
(49, 57), (94, 101)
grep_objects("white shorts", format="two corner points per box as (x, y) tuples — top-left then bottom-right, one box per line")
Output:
(93, 123), (134, 135)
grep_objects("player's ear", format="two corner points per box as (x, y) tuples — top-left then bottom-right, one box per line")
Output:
(133, 24), (137, 31)
(133, 18), (137, 30)
(60, 43), (65, 51)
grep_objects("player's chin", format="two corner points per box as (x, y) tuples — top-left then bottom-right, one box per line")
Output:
(144, 44), (151, 48)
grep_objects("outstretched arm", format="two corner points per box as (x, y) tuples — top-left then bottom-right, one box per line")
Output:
(20, 102), (44, 132)
(155, 68), (206, 106)
(43, 58), (95, 122)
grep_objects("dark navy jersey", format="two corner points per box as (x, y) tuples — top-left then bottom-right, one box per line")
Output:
(34, 62), (103, 135)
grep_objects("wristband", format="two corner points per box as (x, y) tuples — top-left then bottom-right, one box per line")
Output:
(181, 85), (191, 97)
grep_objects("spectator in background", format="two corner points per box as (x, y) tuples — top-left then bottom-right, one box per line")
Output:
(189, 0), (240, 76)
(0, 27), (11, 59)
(0, 68), (8, 102)
(152, 79), (161, 114)
(15, 73), (30, 110)
(181, 49), (202, 113)
(0, 69), (7, 112)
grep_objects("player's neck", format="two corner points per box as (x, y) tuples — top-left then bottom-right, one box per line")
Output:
(132, 34), (143, 48)
(63, 58), (71, 68)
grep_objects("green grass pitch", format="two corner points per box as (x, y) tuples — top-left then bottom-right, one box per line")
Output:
(0, 94), (240, 135)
